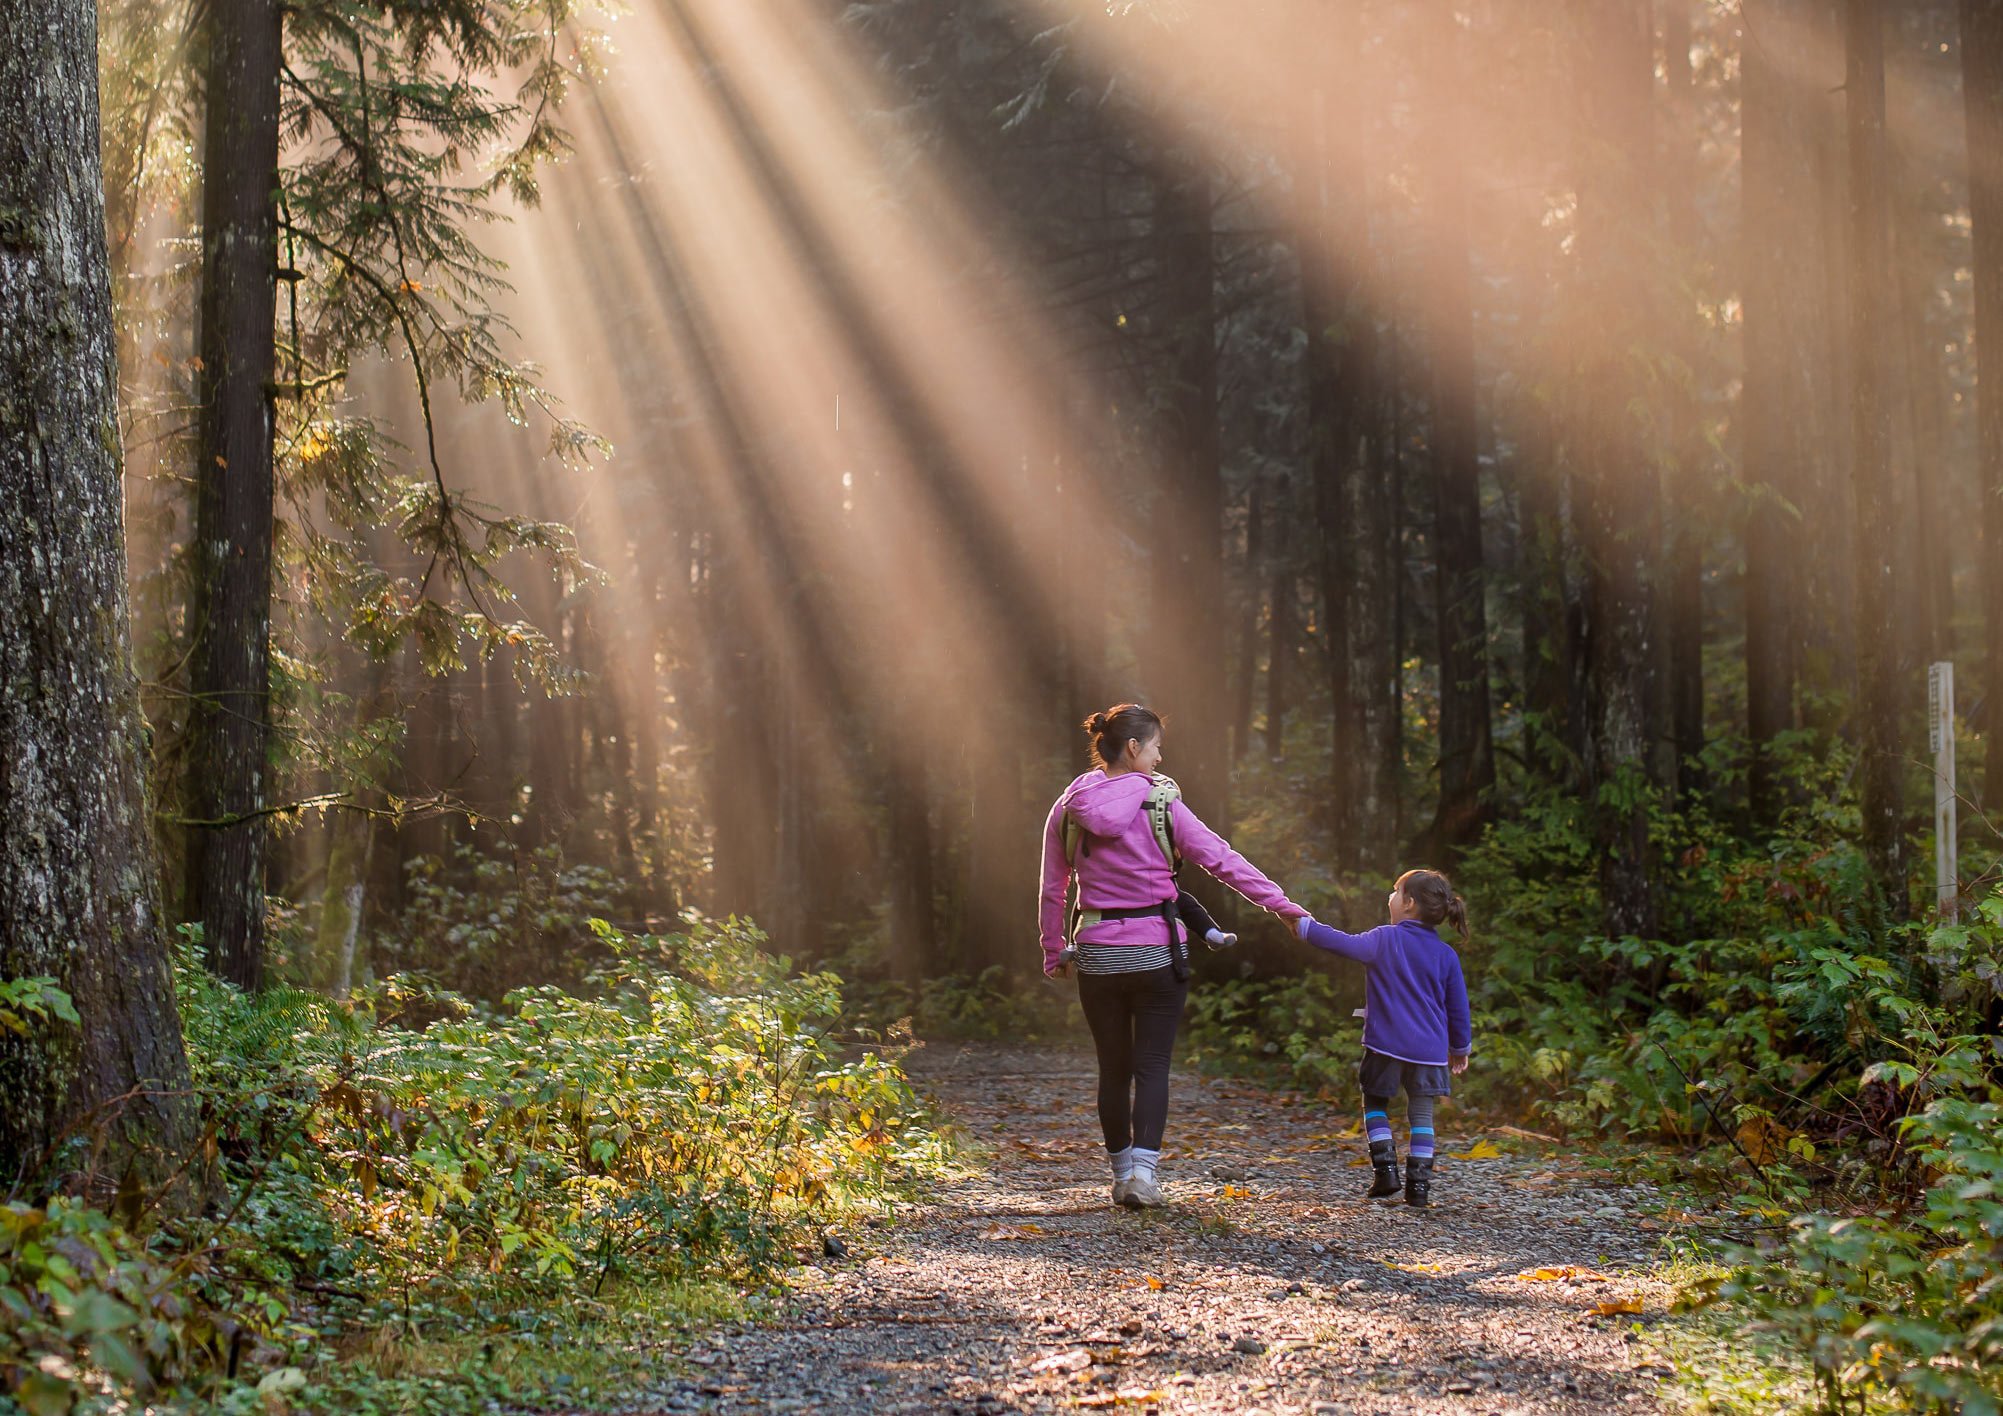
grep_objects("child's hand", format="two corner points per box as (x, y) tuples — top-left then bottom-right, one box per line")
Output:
(1450, 1053), (1469, 1076)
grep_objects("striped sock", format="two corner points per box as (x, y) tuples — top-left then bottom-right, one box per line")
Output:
(1407, 1094), (1437, 1159)
(1109, 1146), (1135, 1182)
(1130, 1147), (1162, 1181)
(1364, 1109), (1394, 1148)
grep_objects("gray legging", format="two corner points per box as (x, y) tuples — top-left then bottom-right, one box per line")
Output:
(1076, 965), (1189, 1152)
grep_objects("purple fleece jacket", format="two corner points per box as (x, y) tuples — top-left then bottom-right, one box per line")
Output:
(1296, 916), (1473, 1066)
(1038, 770), (1301, 973)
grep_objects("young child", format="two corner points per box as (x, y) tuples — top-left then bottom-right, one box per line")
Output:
(1293, 869), (1472, 1208)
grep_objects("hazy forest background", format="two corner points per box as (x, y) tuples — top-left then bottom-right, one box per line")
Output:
(5, 0), (2003, 1410)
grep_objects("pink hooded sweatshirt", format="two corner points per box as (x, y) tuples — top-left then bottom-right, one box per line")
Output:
(1037, 769), (1302, 973)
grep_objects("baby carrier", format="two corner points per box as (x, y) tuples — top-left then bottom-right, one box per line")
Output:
(1062, 773), (1190, 979)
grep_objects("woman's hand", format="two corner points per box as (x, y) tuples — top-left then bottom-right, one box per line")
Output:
(1046, 960), (1072, 980)
(1450, 1053), (1469, 1076)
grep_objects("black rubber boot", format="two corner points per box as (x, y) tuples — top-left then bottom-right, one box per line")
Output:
(1366, 1141), (1402, 1199)
(1404, 1155), (1434, 1208)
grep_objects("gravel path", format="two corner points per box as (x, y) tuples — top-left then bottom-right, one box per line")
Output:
(653, 1044), (1683, 1416)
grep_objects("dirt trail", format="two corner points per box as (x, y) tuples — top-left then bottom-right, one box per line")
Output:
(654, 1044), (1683, 1416)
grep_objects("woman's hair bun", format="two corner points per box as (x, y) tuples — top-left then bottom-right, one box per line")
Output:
(1083, 710), (1111, 734)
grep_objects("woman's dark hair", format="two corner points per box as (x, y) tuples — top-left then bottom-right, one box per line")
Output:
(1082, 703), (1164, 770)
(1396, 868), (1469, 941)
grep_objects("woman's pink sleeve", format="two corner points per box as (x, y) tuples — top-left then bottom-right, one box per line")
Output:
(1169, 800), (1301, 917)
(1038, 798), (1071, 970)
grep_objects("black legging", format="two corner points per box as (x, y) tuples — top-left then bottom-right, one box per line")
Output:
(1076, 965), (1189, 1152)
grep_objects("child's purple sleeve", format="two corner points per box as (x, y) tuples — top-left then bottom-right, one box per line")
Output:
(1298, 917), (1385, 964)
(1445, 950), (1473, 1055)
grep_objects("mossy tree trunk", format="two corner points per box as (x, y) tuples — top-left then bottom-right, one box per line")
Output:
(0, 0), (196, 1183)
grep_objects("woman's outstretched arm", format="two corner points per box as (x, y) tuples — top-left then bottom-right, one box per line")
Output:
(1169, 800), (1304, 919)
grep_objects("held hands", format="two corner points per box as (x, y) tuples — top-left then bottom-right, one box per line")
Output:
(1450, 1054), (1470, 1076)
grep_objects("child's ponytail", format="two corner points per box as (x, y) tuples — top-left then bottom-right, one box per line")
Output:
(1396, 868), (1471, 942)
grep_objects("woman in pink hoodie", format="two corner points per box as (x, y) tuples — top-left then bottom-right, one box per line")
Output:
(1039, 703), (1304, 1208)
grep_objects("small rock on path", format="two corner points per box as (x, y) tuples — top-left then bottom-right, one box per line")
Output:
(642, 1045), (1679, 1416)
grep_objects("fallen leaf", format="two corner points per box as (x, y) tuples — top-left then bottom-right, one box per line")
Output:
(1592, 1298), (1644, 1316)
(984, 1222), (1047, 1241)
(1219, 1184), (1251, 1200)
(1455, 1139), (1503, 1160)
(1494, 1123), (1563, 1144)
(1387, 1261), (1445, 1274)
(1030, 1348), (1093, 1375)
(1516, 1265), (1610, 1283)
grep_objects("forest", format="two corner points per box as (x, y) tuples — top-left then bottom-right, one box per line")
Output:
(2, 0), (2002, 1411)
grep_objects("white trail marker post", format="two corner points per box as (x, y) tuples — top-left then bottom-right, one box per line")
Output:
(1929, 660), (1957, 920)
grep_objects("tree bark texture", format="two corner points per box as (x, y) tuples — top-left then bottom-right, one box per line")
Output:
(0, 0), (196, 1180)
(185, 0), (283, 988)
(1966, 0), (2003, 808)
(1845, 0), (1909, 905)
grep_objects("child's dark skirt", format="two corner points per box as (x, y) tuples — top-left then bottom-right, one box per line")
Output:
(1359, 1048), (1452, 1098)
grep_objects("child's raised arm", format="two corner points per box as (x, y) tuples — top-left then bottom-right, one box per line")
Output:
(1295, 915), (1389, 964)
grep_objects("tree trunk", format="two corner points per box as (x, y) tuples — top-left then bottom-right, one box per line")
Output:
(1148, 154), (1228, 829)
(0, 0), (196, 1181)
(1235, 480), (1265, 764)
(1846, 0), (1909, 906)
(1661, 0), (1707, 791)
(1265, 477), (1291, 759)
(1422, 2), (1496, 854)
(1297, 8), (1394, 866)
(184, 0), (282, 989)
(313, 656), (393, 996)
(1966, 0), (2003, 808)
(1575, 0), (1664, 940)
(1740, 0), (1826, 817)
(886, 763), (933, 989)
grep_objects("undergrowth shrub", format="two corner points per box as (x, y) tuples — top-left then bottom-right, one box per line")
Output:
(1, 915), (946, 1413)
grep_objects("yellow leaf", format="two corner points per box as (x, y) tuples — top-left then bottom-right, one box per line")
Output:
(1145, 1275), (1164, 1291)
(1516, 1265), (1610, 1283)
(1592, 1298), (1643, 1316)
(1456, 1139), (1503, 1160)
(1387, 1261), (1445, 1274)
(1736, 1115), (1790, 1167)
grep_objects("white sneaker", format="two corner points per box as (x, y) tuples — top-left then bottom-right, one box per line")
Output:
(1121, 1173), (1165, 1208)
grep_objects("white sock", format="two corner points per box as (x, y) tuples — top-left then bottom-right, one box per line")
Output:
(1108, 1146), (1135, 1182)
(1130, 1147), (1162, 1181)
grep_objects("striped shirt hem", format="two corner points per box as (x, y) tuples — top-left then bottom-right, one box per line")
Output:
(1075, 941), (1174, 974)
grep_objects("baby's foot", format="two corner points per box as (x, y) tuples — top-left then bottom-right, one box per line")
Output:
(1205, 928), (1237, 950)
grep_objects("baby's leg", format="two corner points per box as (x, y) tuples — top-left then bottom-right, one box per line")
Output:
(1176, 889), (1234, 947)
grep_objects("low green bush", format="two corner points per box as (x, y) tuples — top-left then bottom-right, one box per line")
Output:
(1, 914), (947, 1412)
